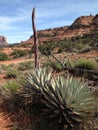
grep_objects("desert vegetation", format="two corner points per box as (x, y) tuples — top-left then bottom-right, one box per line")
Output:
(0, 52), (9, 61)
(0, 43), (98, 130)
(74, 59), (98, 70)
(0, 67), (98, 130)
(0, 10), (98, 130)
(39, 31), (98, 54)
(10, 49), (31, 59)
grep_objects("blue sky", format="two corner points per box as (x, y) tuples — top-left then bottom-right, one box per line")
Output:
(0, 0), (98, 44)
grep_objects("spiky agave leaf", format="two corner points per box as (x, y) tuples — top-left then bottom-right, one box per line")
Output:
(18, 68), (96, 130)
(18, 67), (52, 104)
(40, 76), (96, 130)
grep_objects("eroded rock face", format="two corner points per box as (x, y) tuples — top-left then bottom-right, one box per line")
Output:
(92, 14), (98, 25)
(0, 36), (8, 46)
(71, 15), (94, 26)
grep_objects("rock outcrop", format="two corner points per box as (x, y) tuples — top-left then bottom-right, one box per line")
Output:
(71, 15), (94, 27)
(22, 14), (98, 45)
(92, 14), (98, 25)
(0, 36), (8, 46)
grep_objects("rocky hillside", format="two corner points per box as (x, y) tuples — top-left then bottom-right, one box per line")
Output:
(21, 14), (98, 45)
(0, 36), (8, 46)
(92, 14), (98, 25)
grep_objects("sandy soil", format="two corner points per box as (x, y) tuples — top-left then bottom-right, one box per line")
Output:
(0, 58), (34, 66)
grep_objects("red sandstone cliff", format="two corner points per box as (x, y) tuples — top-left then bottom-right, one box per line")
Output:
(0, 36), (8, 46)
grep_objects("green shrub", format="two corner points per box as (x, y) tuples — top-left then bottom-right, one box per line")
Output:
(39, 44), (51, 55)
(42, 61), (52, 68)
(63, 59), (74, 67)
(52, 62), (63, 71)
(0, 65), (3, 74)
(39, 42), (57, 55)
(18, 61), (34, 71)
(57, 48), (63, 53)
(96, 58), (98, 63)
(0, 64), (8, 70)
(6, 68), (18, 78)
(11, 49), (29, 58)
(2, 80), (19, 91)
(0, 52), (9, 61)
(69, 24), (87, 30)
(0, 64), (9, 74)
(43, 62), (63, 71)
(75, 59), (98, 70)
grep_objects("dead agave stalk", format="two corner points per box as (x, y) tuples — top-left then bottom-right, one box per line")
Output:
(32, 7), (39, 68)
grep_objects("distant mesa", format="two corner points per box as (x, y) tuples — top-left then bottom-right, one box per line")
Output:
(0, 36), (8, 46)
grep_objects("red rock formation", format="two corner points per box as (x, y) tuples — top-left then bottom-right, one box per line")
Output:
(0, 36), (8, 46)
(71, 15), (94, 26)
(22, 14), (98, 45)
(92, 14), (98, 25)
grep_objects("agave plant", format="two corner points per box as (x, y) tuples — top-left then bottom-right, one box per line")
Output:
(19, 67), (52, 102)
(18, 67), (96, 130)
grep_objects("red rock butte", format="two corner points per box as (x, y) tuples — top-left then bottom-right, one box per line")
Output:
(0, 36), (8, 46)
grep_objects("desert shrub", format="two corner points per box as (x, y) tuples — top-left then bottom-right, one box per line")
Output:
(57, 40), (74, 52)
(57, 47), (63, 53)
(74, 59), (98, 70)
(11, 49), (29, 58)
(63, 59), (74, 68)
(38, 32), (98, 54)
(96, 58), (98, 63)
(0, 52), (9, 61)
(0, 64), (8, 73)
(0, 65), (3, 74)
(76, 43), (84, 50)
(1, 80), (19, 91)
(52, 62), (63, 71)
(18, 61), (34, 71)
(0, 64), (8, 74)
(39, 42), (57, 55)
(42, 62), (51, 68)
(6, 68), (18, 78)
(68, 24), (87, 30)
(39, 44), (51, 55)
(43, 61), (63, 71)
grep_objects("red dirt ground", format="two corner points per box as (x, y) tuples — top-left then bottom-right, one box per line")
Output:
(0, 112), (12, 130)
(0, 58), (33, 66)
